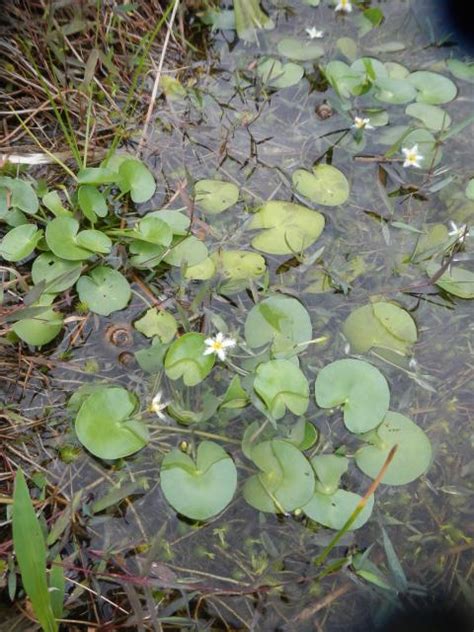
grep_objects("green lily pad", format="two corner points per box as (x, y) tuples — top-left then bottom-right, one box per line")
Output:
(446, 59), (474, 83)
(356, 412), (432, 485)
(128, 241), (166, 268)
(147, 210), (190, 235)
(256, 58), (304, 89)
(277, 37), (324, 61)
(343, 301), (417, 355)
(45, 217), (111, 260)
(286, 418), (319, 451)
(77, 167), (118, 185)
(134, 308), (177, 342)
(243, 439), (315, 513)
(77, 185), (108, 222)
(426, 262), (474, 299)
(31, 253), (82, 293)
(244, 295), (312, 351)
(117, 158), (156, 203)
(405, 103), (451, 131)
(76, 266), (131, 315)
(248, 200), (325, 255)
(408, 71), (457, 104)
(0, 224), (42, 262)
(351, 57), (388, 82)
(184, 256), (216, 280)
(373, 78), (417, 104)
(384, 62), (410, 79)
(164, 333), (215, 386)
(161, 441), (237, 521)
(164, 236), (208, 268)
(132, 216), (173, 246)
(311, 454), (349, 495)
(75, 386), (148, 459)
(254, 359), (309, 420)
(303, 489), (374, 530)
(221, 375), (249, 409)
(194, 179), (239, 214)
(324, 61), (365, 98)
(292, 164), (350, 206)
(315, 359), (390, 434)
(12, 305), (63, 346)
(213, 249), (266, 281)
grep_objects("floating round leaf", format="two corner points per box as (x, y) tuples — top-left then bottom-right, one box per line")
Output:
(117, 158), (156, 203)
(287, 418), (319, 450)
(76, 266), (131, 316)
(324, 61), (365, 98)
(134, 308), (177, 342)
(0, 177), (39, 215)
(292, 164), (350, 206)
(351, 57), (388, 82)
(244, 295), (312, 350)
(405, 103), (451, 132)
(426, 262), (474, 299)
(277, 37), (324, 61)
(315, 359), (390, 434)
(343, 302), (417, 355)
(256, 58), (304, 89)
(77, 185), (107, 221)
(303, 489), (374, 530)
(194, 179), (239, 214)
(163, 236), (208, 267)
(373, 78), (417, 104)
(12, 306), (63, 346)
(254, 359), (309, 420)
(0, 224), (42, 262)
(32, 253), (82, 293)
(133, 216), (173, 246)
(184, 256), (216, 280)
(408, 71), (457, 105)
(248, 200), (324, 255)
(75, 386), (148, 459)
(311, 454), (349, 495)
(148, 210), (190, 234)
(243, 440), (315, 513)
(356, 412), (432, 485)
(160, 441), (237, 520)
(212, 249), (266, 282)
(164, 332), (215, 386)
(45, 217), (111, 261)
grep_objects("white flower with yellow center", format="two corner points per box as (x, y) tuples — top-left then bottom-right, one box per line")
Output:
(305, 27), (324, 39)
(203, 332), (236, 361)
(352, 116), (374, 130)
(150, 391), (169, 419)
(335, 0), (352, 13)
(402, 144), (423, 168)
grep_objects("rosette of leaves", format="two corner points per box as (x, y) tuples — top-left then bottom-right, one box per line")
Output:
(302, 455), (374, 530)
(243, 439), (315, 513)
(160, 441), (237, 520)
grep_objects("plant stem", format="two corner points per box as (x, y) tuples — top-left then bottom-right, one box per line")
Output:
(149, 424), (241, 445)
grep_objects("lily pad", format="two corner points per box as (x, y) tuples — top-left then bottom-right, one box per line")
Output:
(77, 185), (108, 222)
(351, 57), (388, 82)
(31, 253), (82, 293)
(277, 37), (324, 61)
(243, 439), (315, 513)
(446, 59), (474, 83)
(0, 224), (42, 262)
(373, 78), (417, 104)
(292, 164), (350, 206)
(426, 262), (474, 299)
(160, 441), (237, 520)
(0, 177), (38, 215)
(76, 266), (131, 315)
(132, 216), (173, 246)
(324, 61), (365, 98)
(303, 489), (374, 530)
(343, 301), (417, 355)
(356, 412), (432, 485)
(75, 386), (148, 459)
(148, 210), (190, 234)
(256, 58), (304, 89)
(254, 359), (309, 420)
(45, 217), (111, 260)
(194, 179), (239, 214)
(117, 158), (156, 203)
(315, 359), (390, 434)
(134, 308), (177, 342)
(12, 305), (63, 346)
(408, 71), (457, 104)
(405, 103), (451, 132)
(164, 333), (215, 386)
(248, 200), (325, 254)
(184, 257), (217, 280)
(311, 455), (349, 495)
(164, 236), (208, 267)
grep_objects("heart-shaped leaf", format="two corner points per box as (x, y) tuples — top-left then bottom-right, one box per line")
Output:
(77, 167), (118, 185)
(0, 224), (42, 262)
(248, 201), (325, 254)
(31, 253), (82, 293)
(256, 58), (304, 89)
(315, 359), (390, 433)
(211, 249), (266, 293)
(408, 71), (457, 104)
(134, 308), (177, 342)
(194, 179), (239, 214)
(160, 441), (237, 520)
(117, 158), (156, 203)
(426, 262), (474, 299)
(311, 454), (349, 495)
(77, 185), (108, 221)
(132, 216), (173, 246)
(243, 439), (315, 513)
(12, 305), (63, 346)
(254, 359), (309, 420)
(45, 217), (111, 260)
(303, 489), (374, 530)
(75, 386), (148, 459)
(373, 78), (417, 104)
(76, 266), (131, 315)
(0, 177), (39, 215)
(164, 333), (215, 386)
(163, 236), (208, 267)
(324, 61), (365, 98)
(405, 103), (451, 131)
(292, 164), (350, 206)
(356, 412), (432, 485)
(277, 37), (324, 61)
(147, 210), (190, 234)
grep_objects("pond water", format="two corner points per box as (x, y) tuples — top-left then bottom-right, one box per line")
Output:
(1, 0), (473, 630)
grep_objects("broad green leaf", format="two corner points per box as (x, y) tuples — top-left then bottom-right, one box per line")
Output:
(446, 59), (474, 83)
(132, 216), (173, 246)
(0, 177), (39, 215)
(129, 240), (166, 268)
(12, 306), (63, 346)
(405, 103), (451, 131)
(248, 200), (324, 254)
(336, 37), (358, 62)
(134, 308), (177, 342)
(277, 37), (324, 61)
(426, 262), (474, 299)
(75, 387), (148, 459)
(408, 71), (457, 104)
(160, 441), (237, 520)
(311, 454), (349, 495)
(244, 295), (312, 351)
(256, 58), (304, 89)
(356, 412), (432, 485)
(323, 60), (365, 98)
(384, 62), (409, 79)
(292, 164), (350, 206)
(0, 224), (42, 262)
(286, 418), (319, 451)
(77, 167), (118, 185)
(194, 179), (239, 214)
(147, 209), (190, 234)
(184, 256), (216, 280)
(12, 470), (57, 632)
(373, 78), (417, 104)
(76, 266), (131, 315)
(42, 191), (71, 217)
(164, 236), (208, 267)
(164, 333), (215, 386)
(234, 0), (274, 42)
(254, 359), (309, 420)
(45, 217), (111, 260)
(31, 253), (82, 293)
(117, 158), (156, 203)
(77, 185), (108, 221)
(343, 301), (417, 355)
(315, 359), (390, 434)
(351, 57), (388, 82)
(303, 489), (374, 530)
(221, 375), (249, 409)
(212, 249), (266, 291)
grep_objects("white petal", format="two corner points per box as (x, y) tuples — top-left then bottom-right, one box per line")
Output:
(222, 337), (236, 348)
(217, 349), (227, 361)
(203, 347), (215, 356)
(215, 332), (225, 343)
(402, 147), (410, 157)
(204, 337), (215, 346)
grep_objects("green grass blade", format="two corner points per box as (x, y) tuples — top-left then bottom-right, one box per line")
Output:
(49, 556), (65, 620)
(12, 469), (58, 632)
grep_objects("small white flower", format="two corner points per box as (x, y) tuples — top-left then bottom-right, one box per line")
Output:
(402, 144), (424, 168)
(352, 116), (374, 130)
(448, 221), (470, 244)
(305, 27), (324, 39)
(335, 0), (352, 13)
(203, 332), (236, 361)
(150, 392), (168, 420)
